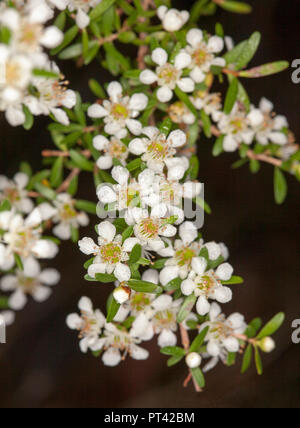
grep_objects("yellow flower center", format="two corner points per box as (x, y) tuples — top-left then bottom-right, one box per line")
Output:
(157, 63), (181, 86)
(139, 218), (160, 240)
(176, 247), (196, 267)
(100, 243), (122, 264)
(131, 293), (151, 312)
(111, 103), (129, 120)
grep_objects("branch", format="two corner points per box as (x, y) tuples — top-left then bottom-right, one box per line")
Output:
(246, 150), (283, 167)
(57, 168), (80, 193)
(137, 0), (154, 69)
(180, 324), (202, 393)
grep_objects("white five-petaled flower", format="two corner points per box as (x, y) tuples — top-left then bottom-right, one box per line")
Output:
(0, 257), (60, 310)
(0, 172), (33, 214)
(181, 261), (234, 316)
(93, 135), (129, 170)
(88, 81), (148, 138)
(0, 209), (59, 263)
(157, 6), (189, 32)
(78, 221), (138, 282)
(0, 7), (63, 53)
(66, 296), (106, 353)
(248, 98), (289, 146)
(216, 103), (255, 152)
(25, 61), (76, 126)
(186, 29), (225, 84)
(192, 91), (222, 121)
(51, 193), (89, 240)
(140, 48), (195, 103)
(200, 303), (247, 372)
(124, 207), (177, 253)
(129, 127), (189, 179)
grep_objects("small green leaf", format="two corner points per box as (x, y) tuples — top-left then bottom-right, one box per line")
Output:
(69, 150), (94, 172)
(50, 157), (64, 188)
(122, 226), (134, 242)
(221, 275), (244, 285)
(75, 200), (97, 215)
(274, 167), (287, 204)
(255, 347), (263, 375)
(191, 367), (205, 389)
(88, 79), (106, 98)
(189, 327), (209, 353)
(128, 279), (160, 293)
(106, 294), (120, 323)
(95, 273), (116, 283)
(34, 183), (56, 200)
(129, 244), (142, 264)
(51, 26), (79, 55)
(239, 61), (289, 78)
(256, 312), (285, 340)
(22, 105), (34, 130)
(235, 32), (261, 71)
(241, 344), (253, 374)
(224, 77), (239, 114)
(213, 136), (225, 157)
(218, 1), (252, 14)
(161, 346), (185, 357)
(14, 253), (24, 271)
(90, 0), (117, 21)
(177, 294), (197, 323)
(174, 87), (198, 117)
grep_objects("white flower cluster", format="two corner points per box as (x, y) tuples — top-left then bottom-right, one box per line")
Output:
(0, 169), (90, 319)
(0, 1), (76, 126)
(216, 98), (290, 153)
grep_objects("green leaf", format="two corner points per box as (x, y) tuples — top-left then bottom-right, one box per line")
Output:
(75, 200), (97, 215)
(274, 167), (287, 204)
(22, 105), (34, 130)
(191, 367), (205, 389)
(71, 226), (79, 243)
(122, 226), (134, 242)
(189, 327), (209, 353)
(174, 87), (198, 117)
(194, 196), (212, 215)
(106, 295), (120, 323)
(0, 200), (11, 212)
(50, 157), (64, 188)
(200, 109), (211, 138)
(177, 294), (197, 323)
(126, 158), (143, 172)
(32, 69), (59, 79)
(256, 312), (285, 340)
(221, 275), (244, 285)
(235, 32), (261, 70)
(88, 79), (106, 98)
(159, 118), (173, 136)
(95, 273), (116, 283)
(241, 344), (253, 374)
(239, 61), (289, 78)
(0, 296), (9, 309)
(167, 355), (185, 367)
(34, 183), (56, 200)
(255, 347), (263, 375)
(129, 244), (142, 264)
(227, 352), (237, 367)
(128, 279), (161, 293)
(90, 0), (117, 21)
(51, 25), (79, 55)
(213, 136), (225, 157)
(161, 346), (185, 357)
(218, 1), (252, 14)
(224, 77), (239, 114)
(69, 150), (93, 172)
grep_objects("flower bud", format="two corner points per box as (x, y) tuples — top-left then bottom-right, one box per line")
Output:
(259, 337), (276, 353)
(185, 352), (202, 369)
(113, 286), (131, 305)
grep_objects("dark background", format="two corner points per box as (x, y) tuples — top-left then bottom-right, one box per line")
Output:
(0, 0), (299, 408)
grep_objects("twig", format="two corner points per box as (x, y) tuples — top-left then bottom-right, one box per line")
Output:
(97, 22), (130, 47)
(246, 150), (283, 167)
(180, 324), (202, 393)
(137, 0), (154, 69)
(57, 168), (80, 193)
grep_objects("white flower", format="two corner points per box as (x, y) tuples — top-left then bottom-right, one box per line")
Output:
(0, 7), (63, 52)
(79, 221), (138, 282)
(51, 193), (89, 240)
(216, 103), (255, 152)
(192, 91), (222, 120)
(88, 82), (148, 138)
(25, 62), (76, 126)
(0, 172), (33, 214)
(249, 98), (289, 146)
(66, 296), (106, 353)
(125, 207), (177, 253)
(181, 268), (233, 316)
(93, 135), (129, 170)
(186, 29), (225, 84)
(0, 209), (59, 260)
(259, 336), (276, 353)
(157, 6), (189, 32)
(168, 100), (196, 125)
(200, 303), (247, 372)
(129, 127), (188, 177)
(204, 242), (222, 261)
(101, 322), (149, 366)
(0, 257), (60, 310)
(67, 0), (102, 29)
(140, 48), (194, 103)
